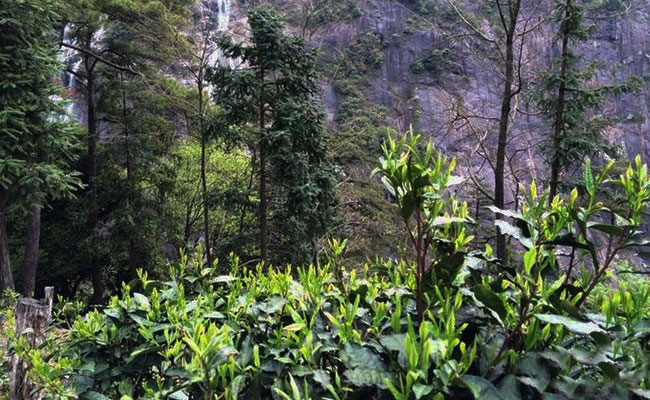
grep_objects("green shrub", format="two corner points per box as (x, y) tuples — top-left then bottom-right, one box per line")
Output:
(21, 247), (474, 399)
(0, 290), (18, 398)
(9, 134), (650, 400)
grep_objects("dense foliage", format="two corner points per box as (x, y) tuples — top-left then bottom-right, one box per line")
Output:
(0, 0), (81, 294)
(2, 0), (650, 399)
(3, 134), (649, 400)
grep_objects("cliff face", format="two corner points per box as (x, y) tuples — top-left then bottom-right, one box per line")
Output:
(226, 0), (649, 198)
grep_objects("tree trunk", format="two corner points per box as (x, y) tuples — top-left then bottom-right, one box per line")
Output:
(0, 193), (14, 292)
(21, 205), (41, 297)
(259, 66), (268, 262)
(121, 79), (138, 280)
(9, 287), (53, 400)
(198, 67), (212, 268)
(84, 31), (104, 304)
(494, 1), (520, 263)
(548, 0), (572, 204)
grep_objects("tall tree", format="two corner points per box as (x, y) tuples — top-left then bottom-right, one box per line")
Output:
(60, 0), (191, 301)
(210, 7), (336, 265)
(539, 0), (640, 203)
(166, 0), (228, 267)
(493, 0), (521, 263)
(448, 0), (527, 262)
(94, 0), (192, 281)
(0, 0), (81, 294)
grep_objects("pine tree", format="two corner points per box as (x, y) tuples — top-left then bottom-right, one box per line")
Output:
(59, 0), (192, 301)
(210, 7), (336, 265)
(0, 0), (81, 294)
(539, 0), (641, 202)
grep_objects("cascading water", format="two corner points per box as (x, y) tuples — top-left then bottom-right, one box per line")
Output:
(60, 25), (83, 118)
(60, 26), (105, 123)
(60, 1), (232, 119)
(207, 0), (233, 68)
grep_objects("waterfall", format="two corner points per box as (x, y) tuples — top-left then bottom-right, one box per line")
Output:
(209, 0), (233, 68)
(217, 0), (230, 33)
(60, 24), (83, 119)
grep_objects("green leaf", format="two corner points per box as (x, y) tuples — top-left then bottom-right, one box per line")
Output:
(341, 343), (393, 388)
(584, 159), (595, 196)
(486, 206), (523, 220)
(597, 361), (619, 379)
(535, 314), (604, 335)
(379, 334), (406, 352)
(83, 392), (111, 400)
(344, 368), (394, 389)
(284, 323), (305, 332)
(340, 343), (384, 370)
(401, 192), (416, 221)
(474, 285), (507, 321)
(230, 375), (246, 397)
(495, 220), (533, 248)
(544, 233), (589, 250)
(413, 384), (434, 399)
(432, 252), (465, 283)
(458, 375), (504, 400)
(498, 375), (520, 400)
(133, 293), (150, 310)
(587, 223), (624, 236)
(631, 389), (650, 399)
(212, 275), (237, 283)
(313, 369), (331, 389)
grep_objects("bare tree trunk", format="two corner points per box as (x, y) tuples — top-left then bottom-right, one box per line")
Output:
(198, 66), (213, 268)
(548, 0), (572, 203)
(0, 193), (14, 292)
(494, 0), (521, 263)
(21, 205), (41, 297)
(259, 66), (268, 262)
(84, 31), (104, 304)
(9, 287), (53, 400)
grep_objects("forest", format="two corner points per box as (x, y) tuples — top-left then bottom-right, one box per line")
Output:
(1, 0), (650, 398)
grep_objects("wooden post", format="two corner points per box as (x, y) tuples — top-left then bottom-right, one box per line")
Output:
(9, 287), (53, 400)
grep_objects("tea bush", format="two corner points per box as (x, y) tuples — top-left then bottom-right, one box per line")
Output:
(8, 132), (650, 399)
(20, 249), (475, 399)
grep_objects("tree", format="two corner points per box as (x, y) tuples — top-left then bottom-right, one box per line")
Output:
(162, 0), (230, 268)
(539, 0), (640, 202)
(374, 129), (471, 321)
(210, 7), (336, 265)
(0, 0), (81, 294)
(448, 0), (530, 262)
(59, 0), (192, 302)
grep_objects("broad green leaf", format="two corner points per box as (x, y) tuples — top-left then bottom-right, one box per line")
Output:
(313, 369), (331, 389)
(413, 383), (434, 399)
(486, 206), (523, 220)
(344, 368), (394, 389)
(474, 285), (507, 321)
(587, 223), (624, 236)
(432, 252), (465, 283)
(401, 192), (416, 221)
(535, 314), (604, 335)
(495, 220), (533, 248)
(498, 375), (520, 400)
(83, 392), (111, 400)
(133, 293), (150, 310)
(379, 334), (406, 353)
(212, 275), (237, 283)
(458, 375), (504, 400)
(544, 233), (589, 250)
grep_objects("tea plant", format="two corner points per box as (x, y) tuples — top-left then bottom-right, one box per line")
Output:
(7, 132), (650, 400)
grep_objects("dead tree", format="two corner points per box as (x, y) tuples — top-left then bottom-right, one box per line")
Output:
(9, 287), (54, 400)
